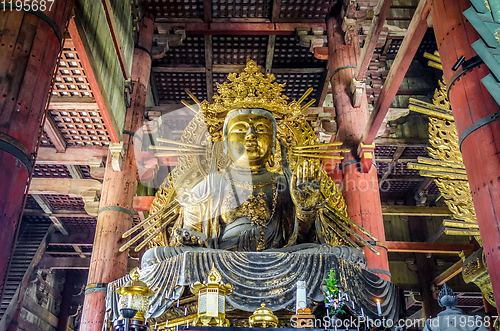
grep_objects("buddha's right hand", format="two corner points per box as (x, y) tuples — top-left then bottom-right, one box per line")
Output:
(174, 228), (207, 246)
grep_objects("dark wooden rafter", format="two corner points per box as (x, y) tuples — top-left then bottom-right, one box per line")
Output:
(205, 35), (214, 102)
(433, 259), (464, 286)
(355, 0), (393, 80)
(361, 0), (431, 145)
(36, 146), (108, 165)
(43, 114), (67, 152)
(385, 242), (475, 254)
(203, 0), (212, 23)
(265, 35), (276, 74)
(380, 146), (405, 181)
(271, 0), (283, 22)
(155, 22), (326, 35)
(316, 67), (330, 107)
(31, 194), (70, 236)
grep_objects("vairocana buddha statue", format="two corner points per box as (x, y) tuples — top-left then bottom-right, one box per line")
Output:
(106, 60), (402, 326)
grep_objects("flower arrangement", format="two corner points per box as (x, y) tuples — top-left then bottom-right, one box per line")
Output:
(323, 269), (349, 316)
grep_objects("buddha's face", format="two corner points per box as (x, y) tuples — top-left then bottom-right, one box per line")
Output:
(226, 113), (274, 169)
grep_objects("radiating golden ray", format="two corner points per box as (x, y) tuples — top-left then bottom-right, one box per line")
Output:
(155, 152), (206, 157)
(293, 148), (351, 153)
(298, 88), (314, 104)
(300, 99), (316, 112)
(319, 209), (361, 250)
(184, 88), (201, 105)
(293, 153), (344, 159)
(122, 200), (179, 238)
(325, 205), (378, 241)
(156, 138), (203, 148)
(323, 207), (379, 255)
(293, 142), (344, 150)
(181, 100), (198, 113)
(149, 146), (205, 152)
(134, 217), (176, 252)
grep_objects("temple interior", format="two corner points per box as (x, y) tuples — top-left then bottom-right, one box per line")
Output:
(1, 0), (500, 330)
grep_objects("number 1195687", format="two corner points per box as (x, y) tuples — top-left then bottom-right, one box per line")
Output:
(1, 0), (55, 12)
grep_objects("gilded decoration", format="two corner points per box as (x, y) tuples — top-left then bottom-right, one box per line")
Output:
(121, 59), (378, 254)
(407, 53), (479, 242)
(408, 52), (495, 306)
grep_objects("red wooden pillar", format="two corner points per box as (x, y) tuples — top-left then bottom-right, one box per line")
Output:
(0, 2), (72, 302)
(327, 16), (390, 281)
(431, 0), (500, 306)
(79, 15), (154, 331)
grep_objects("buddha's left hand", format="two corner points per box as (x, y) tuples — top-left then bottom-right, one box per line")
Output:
(290, 160), (323, 211)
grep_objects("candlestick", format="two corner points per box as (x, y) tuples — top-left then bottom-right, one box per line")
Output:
(177, 299), (179, 308)
(154, 322), (158, 331)
(376, 299), (382, 315)
(184, 307), (187, 316)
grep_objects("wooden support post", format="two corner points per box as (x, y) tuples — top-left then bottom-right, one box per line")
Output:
(265, 35), (276, 74)
(431, 0), (500, 307)
(385, 242), (475, 254)
(361, 0), (430, 145)
(407, 194), (441, 318)
(0, 1), (72, 305)
(56, 271), (75, 331)
(205, 35), (214, 102)
(43, 114), (67, 152)
(327, 15), (390, 280)
(79, 15), (154, 331)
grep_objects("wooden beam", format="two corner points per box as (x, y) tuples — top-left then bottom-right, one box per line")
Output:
(66, 165), (84, 179)
(376, 156), (418, 163)
(361, 0), (431, 145)
(43, 114), (67, 152)
(23, 296), (58, 327)
(355, 0), (393, 80)
(101, 0), (130, 79)
(153, 65), (206, 73)
(271, 0), (282, 22)
(272, 67), (325, 74)
(24, 209), (92, 218)
(386, 241), (475, 254)
(373, 137), (428, 146)
(203, 0), (212, 23)
(49, 100), (100, 110)
(18, 318), (45, 331)
(155, 22), (326, 35)
(36, 146), (108, 165)
(29, 178), (102, 196)
(31, 194), (70, 236)
(205, 35), (214, 102)
(39, 256), (90, 270)
(317, 67), (331, 107)
(68, 19), (119, 143)
(265, 35), (276, 74)
(380, 146), (406, 181)
(433, 259), (464, 286)
(381, 205), (452, 216)
(0, 226), (55, 330)
(49, 233), (94, 247)
(426, 224), (446, 243)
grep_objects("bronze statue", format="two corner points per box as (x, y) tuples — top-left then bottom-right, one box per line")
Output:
(106, 60), (403, 326)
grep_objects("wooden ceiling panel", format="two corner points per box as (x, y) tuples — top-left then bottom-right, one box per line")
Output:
(142, 0), (204, 19)
(154, 35), (206, 66)
(375, 145), (398, 158)
(60, 217), (97, 233)
(401, 146), (428, 157)
(52, 47), (93, 98)
(44, 195), (85, 211)
(380, 180), (419, 193)
(49, 109), (111, 147)
(155, 72), (208, 102)
(273, 72), (322, 103)
(33, 165), (72, 179)
(212, 35), (268, 65)
(273, 35), (323, 67)
(279, 0), (334, 20)
(40, 131), (55, 148)
(213, 0), (272, 19)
